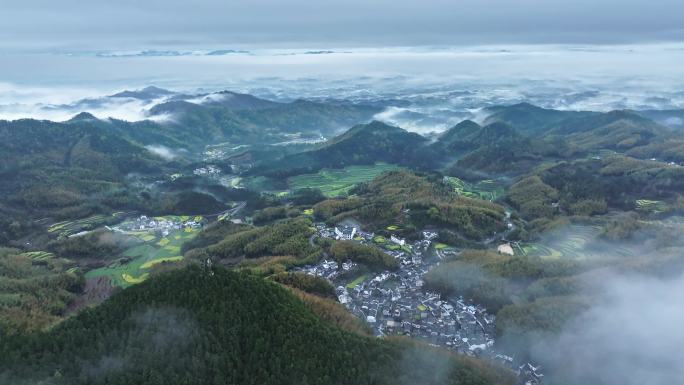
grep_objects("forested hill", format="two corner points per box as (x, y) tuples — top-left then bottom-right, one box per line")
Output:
(480, 104), (684, 162)
(0, 119), (164, 232)
(313, 170), (506, 241)
(252, 121), (433, 177)
(433, 120), (559, 175)
(148, 95), (381, 145)
(482, 102), (597, 135)
(0, 266), (515, 385)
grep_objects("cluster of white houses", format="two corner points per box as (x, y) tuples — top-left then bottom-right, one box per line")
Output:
(305, 225), (499, 353)
(193, 164), (221, 177)
(298, 222), (542, 383)
(115, 215), (201, 236)
(333, 225), (407, 246)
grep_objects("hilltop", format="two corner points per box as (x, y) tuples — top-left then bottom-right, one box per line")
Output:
(253, 121), (432, 177)
(0, 266), (514, 385)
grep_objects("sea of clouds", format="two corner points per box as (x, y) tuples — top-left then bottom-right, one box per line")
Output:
(1, 44), (683, 132)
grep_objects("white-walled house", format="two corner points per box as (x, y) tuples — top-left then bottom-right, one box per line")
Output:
(390, 235), (406, 246)
(334, 226), (357, 240)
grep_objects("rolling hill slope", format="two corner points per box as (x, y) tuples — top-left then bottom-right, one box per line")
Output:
(0, 266), (515, 385)
(253, 121), (433, 177)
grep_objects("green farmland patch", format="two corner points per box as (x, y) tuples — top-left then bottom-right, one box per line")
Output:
(444, 176), (505, 202)
(47, 212), (126, 237)
(517, 224), (638, 260)
(288, 163), (401, 197)
(19, 251), (54, 261)
(346, 275), (367, 289)
(635, 199), (668, 213)
(85, 217), (200, 287)
(140, 256), (183, 269)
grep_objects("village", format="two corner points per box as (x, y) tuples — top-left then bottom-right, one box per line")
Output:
(297, 223), (543, 385)
(111, 215), (203, 236)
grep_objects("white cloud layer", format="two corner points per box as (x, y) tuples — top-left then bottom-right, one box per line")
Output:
(1, 45), (683, 132)
(538, 272), (684, 385)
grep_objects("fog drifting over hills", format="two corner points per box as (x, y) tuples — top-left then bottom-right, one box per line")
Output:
(1, 44), (683, 133)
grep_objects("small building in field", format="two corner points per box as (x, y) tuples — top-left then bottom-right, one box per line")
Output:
(497, 243), (514, 256)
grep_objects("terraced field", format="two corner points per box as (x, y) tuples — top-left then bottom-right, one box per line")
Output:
(85, 216), (200, 287)
(516, 224), (638, 260)
(635, 199), (669, 213)
(18, 251), (55, 261)
(444, 177), (505, 201)
(47, 212), (127, 237)
(288, 163), (401, 197)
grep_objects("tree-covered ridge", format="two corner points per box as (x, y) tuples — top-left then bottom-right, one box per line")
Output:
(0, 118), (240, 246)
(424, 250), (587, 313)
(0, 119), (168, 244)
(184, 217), (400, 272)
(482, 104), (684, 162)
(149, 96), (380, 148)
(185, 218), (320, 264)
(440, 121), (561, 174)
(507, 155), (684, 223)
(482, 102), (598, 135)
(328, 240), (399, 271)
(434, 105), (684, 180)
(0, 119), (161, 173)
(281, 284), (371, 336)
(0, 247), (83, 335)
(0, 266), (515, 385)
(313, 171), (505, 240)
(270, 271), (337, 299)
(252, 121), (433, 177)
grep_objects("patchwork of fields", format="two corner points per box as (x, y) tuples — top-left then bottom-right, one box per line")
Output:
(443, 176), (504, 202)
(635, 199), (668, 213)
(48, 212), (127, 237)
(515, 224), (638, 260)
(85, 216), (201, 287)
(288, 163), (401, 197)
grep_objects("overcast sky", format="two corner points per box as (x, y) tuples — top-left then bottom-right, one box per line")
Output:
(2, 0), (683, 51)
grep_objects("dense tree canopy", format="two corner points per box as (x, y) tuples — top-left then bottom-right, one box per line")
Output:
(0, 266), (515, 385)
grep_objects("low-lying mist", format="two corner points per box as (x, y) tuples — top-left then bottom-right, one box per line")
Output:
(535, 271), (684, 385)
(2, 44), (684, 129)
(521, 217), (684, 384)
(426, 213), (684, 384)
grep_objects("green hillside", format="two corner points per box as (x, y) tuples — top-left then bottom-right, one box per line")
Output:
(435, 121), (561, 174)
(483, 102), (597, 135)
(253, 121), (432, 177)
(288, 163), (402, 197)
(313, 171), (506, 240)
(0, 266), (514, 385)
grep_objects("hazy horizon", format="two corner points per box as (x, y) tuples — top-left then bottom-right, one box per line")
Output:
(1, 43), (682, 131)
(3, 1), (682, 124)
(2, 0), (684, 51)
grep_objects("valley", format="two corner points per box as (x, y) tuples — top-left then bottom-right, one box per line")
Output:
(2, 87), (684, 385)
(4, 0), (684, 381)
(84, 215), (202, 287)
